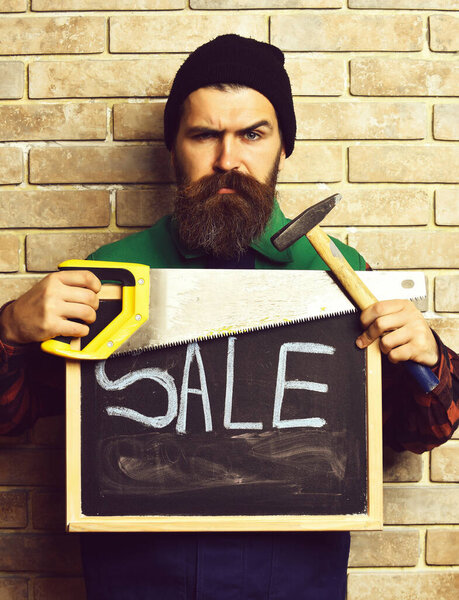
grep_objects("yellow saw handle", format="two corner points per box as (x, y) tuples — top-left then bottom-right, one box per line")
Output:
(41, 260), (150, 360)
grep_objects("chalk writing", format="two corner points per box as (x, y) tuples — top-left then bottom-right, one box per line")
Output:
(98, 337), (335, 433)
(96, 362), (178, 428)
(177, 342), (212, 434)
(224, 336), (263, 430)
(273, 342), (335, 429)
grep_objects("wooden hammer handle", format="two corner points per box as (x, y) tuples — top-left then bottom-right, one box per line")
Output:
(306, 225), (439, 394)
(307, 226), (377, 310)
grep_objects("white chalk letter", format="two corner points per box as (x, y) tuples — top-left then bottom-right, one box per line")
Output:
(96, 360), (178, 428)
(177, 342), (212, 434)
(273, 342), (335, 429)
(224, 337), (263, 430)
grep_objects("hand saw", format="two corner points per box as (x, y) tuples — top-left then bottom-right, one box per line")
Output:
(40, 260), (426, 361)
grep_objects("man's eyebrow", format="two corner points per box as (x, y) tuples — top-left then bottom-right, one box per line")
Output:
(238, 120), (273, 134)
(185, 120), (273, 136)
(186, 125), (220, 136)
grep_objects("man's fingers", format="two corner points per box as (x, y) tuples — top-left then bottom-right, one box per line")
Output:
(356, 330), (374, 348)
(54, 319), (90, 339)
(359, 299), (406, 329)
(60, 302), (98, 325)
(356, 311), (409, 348)
(58, 269), (101, 294)
(61, 285), (100, 311)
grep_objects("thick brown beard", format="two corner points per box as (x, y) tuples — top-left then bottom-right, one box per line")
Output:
(173, 160), (280, 260)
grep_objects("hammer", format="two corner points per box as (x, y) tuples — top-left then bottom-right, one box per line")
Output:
(271, 193), (439, 393)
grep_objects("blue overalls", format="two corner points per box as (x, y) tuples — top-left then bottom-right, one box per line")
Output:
(81, 531), (350, 600)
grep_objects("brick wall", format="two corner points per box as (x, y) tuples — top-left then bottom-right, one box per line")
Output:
(0, 1), (457, 598)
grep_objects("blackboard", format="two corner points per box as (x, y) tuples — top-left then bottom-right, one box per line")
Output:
(66, 292), (382, 532)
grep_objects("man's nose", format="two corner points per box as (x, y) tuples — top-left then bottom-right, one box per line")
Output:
(213, 136), (241, 172)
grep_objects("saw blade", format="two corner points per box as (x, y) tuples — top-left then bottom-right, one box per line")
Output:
(112, 270), (426, 356)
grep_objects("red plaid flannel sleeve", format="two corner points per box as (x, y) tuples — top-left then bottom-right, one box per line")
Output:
(362, 263), (459, 452)
(0, 336), (65, 436)
(0, 338), (38, 435)
(381, 334), (459, 453)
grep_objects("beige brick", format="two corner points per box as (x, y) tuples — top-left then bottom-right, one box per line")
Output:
(383, 447), (423, 482)
(29, 146), (173, 184)
(32, 492), (65, 531)
(349, 145), (459, 183)
(0, 432), (27, 447)
(0, 236), (19, 273)
(29, 58), (183, 99)
(350, 0), (458, 6)
(279, 145), (341, 183)
(0, 492), (27, 528)
(0, 578), (27, 600)
(436, 188), (459, 224)
(26, 232), (127, 271)
(427, 317), (459, 350)
(0, 448), (64, 486)
(426, 529), (459, 565)
(348, 572), (459, 600)
(434, 105), (459, 141)
(0, 104), (106, 142)
(116, 187), (175, 226)
(0, 191), (110, 228)
(271, 13), (422, 51)
(113, 102), (165, 140)
(431, 443), (459, 482)
(33, 0), (183, 8)
(295, 102), (425, 140)
(274, 186), (325, 216)
(0, 276), (42, 306)
(0, 0), (26, 11)
(0, 533), (82, 573)
(33, 578), (86, 600)
(192, 0), (341, 7)
(0, 62), (23, 99)
(383, 485), (459, 524)
(30, 415), (65, 447)
(349, 529), (419, 567)
(348, 230), (459, 269)
(348, 0), (459, 5)
(0, 147), (22, 184)
(435, 275), (459, 312)
(277, 187), (429, 225)
(430, 14), (459, 52)
(351, 58), (459, 97)
(0, 17), (105, 55)
(110, 14), (266, 53)
(286, 57), (344, 96)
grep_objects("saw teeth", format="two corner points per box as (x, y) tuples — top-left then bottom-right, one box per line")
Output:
(112, 307), (357, 357)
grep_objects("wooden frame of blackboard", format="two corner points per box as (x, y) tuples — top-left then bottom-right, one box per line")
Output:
(66, 286), (383, 533)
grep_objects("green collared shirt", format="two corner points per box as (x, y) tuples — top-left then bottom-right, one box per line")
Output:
(89, 199), (366, 271)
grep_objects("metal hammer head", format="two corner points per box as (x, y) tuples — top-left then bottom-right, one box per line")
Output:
(271, 193), (341, 252)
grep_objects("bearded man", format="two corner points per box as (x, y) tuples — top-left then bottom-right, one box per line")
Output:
(0, 35), (458, 600)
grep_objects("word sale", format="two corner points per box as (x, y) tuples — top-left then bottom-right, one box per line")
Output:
(95, 336), (336, 433)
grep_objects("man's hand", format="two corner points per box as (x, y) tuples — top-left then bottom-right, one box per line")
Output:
(356, 299), (439, 368)
(0, 270), (101, 345)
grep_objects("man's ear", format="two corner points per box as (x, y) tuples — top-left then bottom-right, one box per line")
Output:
(278, 145), (286, 172)
(170, 148), (176, 170)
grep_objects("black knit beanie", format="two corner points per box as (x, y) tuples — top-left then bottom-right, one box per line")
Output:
(164, 34), (296, 157)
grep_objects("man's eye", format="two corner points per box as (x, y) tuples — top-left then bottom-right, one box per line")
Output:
(193, 132), (215, 141)
(244, 131), (260, 141)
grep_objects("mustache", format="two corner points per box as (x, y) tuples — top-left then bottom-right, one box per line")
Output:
(177, 170), (272, 204)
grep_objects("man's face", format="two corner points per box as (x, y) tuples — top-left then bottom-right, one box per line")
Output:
(173, 86), (285, 184)
(171, 86), (286, 259)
